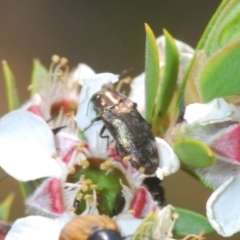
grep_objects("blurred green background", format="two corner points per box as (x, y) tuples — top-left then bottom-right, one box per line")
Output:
(1, 1), (238, 239)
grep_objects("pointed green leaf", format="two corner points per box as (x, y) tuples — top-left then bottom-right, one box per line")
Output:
(154, 29), (179, 119)
(2, 61), (20, 111)
(183, 0), (240, 103)
(173, 207), (215, 236)
(199, 40), (240, 102)
(133, 209), (158, 240)
(31, 59), (48, 96)
(144, 24), (160, 123)
(0, 193), (14, 221)
(197, 0), (240, 55)
(173, 139), (216, 168)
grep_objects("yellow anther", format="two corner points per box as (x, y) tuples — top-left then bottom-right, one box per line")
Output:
(123, 156), (131, 162)
(68, 166), (76, 174)
(128, 209), (135, 215)
(172, 212), (179, 220)
(81, 184), (88, 192)
(52, 55), (60, 63)
(60, 57), (68, 65)
(75, 143), (84, 152)
(76, 146), (83, 152)
(85, 179), (92, 185)
(76, 193), (83, 200)
(138, 167), (145, 174)
(90, 184), (97, 190)
(69, 206), (76, 212)
(84, 194), (93, 202)
(79, 160), (89, 169)
(51, 153), (58, 159)
(79, 175), (85, 181)
(27, 84), (34, 91)
(100, 160), (114, 171)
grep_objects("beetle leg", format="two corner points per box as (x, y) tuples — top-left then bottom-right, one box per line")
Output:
(83, 116), (102, 132)
(99, 125), (110, 148)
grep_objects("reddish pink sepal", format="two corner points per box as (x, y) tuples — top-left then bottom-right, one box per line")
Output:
(130, 187), (154, 218)
(27, 104), (43, 118)
(211, 124), (240, 163)
(26, 177), (65, 216)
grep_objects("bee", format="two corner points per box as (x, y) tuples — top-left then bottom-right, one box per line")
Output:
(59, 215), (122, 240)
(87, 87), (159, 175)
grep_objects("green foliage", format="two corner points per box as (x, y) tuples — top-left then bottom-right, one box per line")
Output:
(31, 59), (48, 96)
(154, 29), (179, 121)
(0, 193), (14, 221)
(173, 139), (216, 168)
(173, 207), (215, 236)
(184, 0), (240, 103)
(2, 61), (20, 111)
(144, 24), (160, 123)
(133, 209), (158, 240)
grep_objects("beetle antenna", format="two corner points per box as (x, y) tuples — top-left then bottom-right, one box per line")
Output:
(86, 100), (92, 117)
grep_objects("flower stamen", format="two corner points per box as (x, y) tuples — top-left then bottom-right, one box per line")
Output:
(123, 156), (131, 162)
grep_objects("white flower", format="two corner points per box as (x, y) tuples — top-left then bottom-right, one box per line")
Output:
(0, 110), (62, 181)
(0, 109), (97, 217)
(6, 206), (175, 240)
(184, 98), (240, 125)
(183, 97), (240, 236)
(5, 213), (73, 240)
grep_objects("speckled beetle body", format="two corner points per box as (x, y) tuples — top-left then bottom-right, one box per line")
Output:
(90, 88), (159, 175)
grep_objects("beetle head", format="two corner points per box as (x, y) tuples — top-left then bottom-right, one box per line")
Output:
(91, 89), (125, 113)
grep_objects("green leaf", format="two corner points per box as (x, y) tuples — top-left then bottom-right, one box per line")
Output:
(173, 207), (215, 236)
(199, 40), (240, 102)
(31, 59), (48, 96)
(197, 0), (240, 55)
(183, 0), (240, 103)
(173, 139), (216, 168)
(0, 193), (14, 221)
(2, 61), (20, 111)
(144, 23), (160, 123)
(133, 209), (158, 240)
(154, 29), (179, 119)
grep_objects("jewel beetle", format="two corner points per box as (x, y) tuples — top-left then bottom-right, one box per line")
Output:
(87, 87), (159, 175)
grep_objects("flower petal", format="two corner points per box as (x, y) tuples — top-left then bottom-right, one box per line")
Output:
(128, 73), (146, 117)
(155, 138), (180, 180)
(77, 73), (118, 152)
(184, 98), (240, 125)
(115, 214), (142, 237)
(5, 216), (61, 240)
(206, 174), (240, 236)
(0, 110), (61, 181)
(71, 63), (96, 85)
